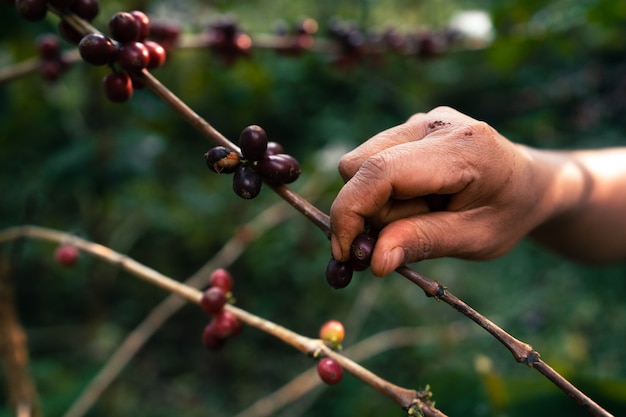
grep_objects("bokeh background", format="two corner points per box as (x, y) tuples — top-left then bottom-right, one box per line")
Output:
(1, 1), (626, 416)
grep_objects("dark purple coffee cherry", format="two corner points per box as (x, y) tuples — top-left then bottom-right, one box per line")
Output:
(58, 21), (84, 44)
(204, 146), (241, 173)
(109, 11), (139, 43)
(256, 153), (301, 184)
(350, 233), (376, 271)
(265, 141), (284, 156)
(239, 125), (268, 162)
(37, 34), (61, 60)
(79, 33), (117, 66)
(70, 0), (99, 20)
(325, 257), (353, 289)
(39, 60), (62, 82)
(48, 0), (76, 10)
(232, 166), (262, 199)
(16, 0), (47, 21)
(116, 41), (150, 71)
(200, 287), (227, 314)
(103, 72), (133, 103)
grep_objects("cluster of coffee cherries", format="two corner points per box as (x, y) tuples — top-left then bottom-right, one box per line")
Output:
(200, 268), (243, 351)
(207, 16), (252, 66)
(204, 125), (301, 200)
(273, 18), (318, 56)
(54, 242), (80, 266)
(36, 33), (72, 82)
(317, 319), (345, 385)
(77, 11), (167, 103)
(14, 0), (99, 23)
(325, 232), (376, 289)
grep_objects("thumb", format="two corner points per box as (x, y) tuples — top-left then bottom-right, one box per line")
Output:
(369, 210), (504, 277)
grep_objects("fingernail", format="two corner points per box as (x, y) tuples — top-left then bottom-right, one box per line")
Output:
(381, 247), (405, 275)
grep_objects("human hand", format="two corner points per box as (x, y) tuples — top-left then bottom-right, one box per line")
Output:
(330, 106), (550, 276)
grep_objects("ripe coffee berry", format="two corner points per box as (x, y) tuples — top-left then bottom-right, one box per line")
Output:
(144, 41), (167, 68)
(202, 321), (227, 351)
(265, 141), (284, 156)
(256, 153), (301, 184)
(109, 11), (140, 43)
(319, 320), (345, 347)
(130, 10), (150, 41)
(37, 34), (61, 60)
(48, 0), (76, 9)
(204, 146), (241, 174)
(103, 72), (133, 103)
(70, 0), (99, 20)
(55, 244), (79, 266)
(16, 0), (47, 21)
(239, 125), (268, 162)
(39, 61), (62, 83)
(79, 33), (117, 66)
(350, 232), (376, 271)
(200, 287), (227, 314)
(233, 166), (262, 199)
(117, 41), (150, 71)
(211, 309), (242, 339)
(58, 21), (84, 44)
(325, 258), (353, 289)
(317, 358), (343, 385)
(209, 268), (234, 293)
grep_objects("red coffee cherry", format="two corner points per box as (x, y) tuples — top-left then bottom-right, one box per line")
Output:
(317, 358), (343, 385)
(239, 125), (268, 162)
(211, 309), (242, 339)
(16, 0), (47, 21)
(200, 287), (227, 314)
(117, 41), (150, 71)
(319, 320), (345, 347)
(256, 153), (301, 184)
(109, 11), (139, 43)
(55, 244), (79, 266)
(103, 71), (133, 103)
(130, 10), (150, 41)
(79, 33), (117, 66)
(325, 257), (353, 289)
(202, 321), (227, 351)
(70, 0), (99, 20)
(204, 146), (241, 174)
(232, 165), (262, 199)
(350, 232), (376, 271)
(209, 268), (234, 293)
(144, 41), (167, 68)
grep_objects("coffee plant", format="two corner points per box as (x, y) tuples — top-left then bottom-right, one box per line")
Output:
(1, 1), (625, 417)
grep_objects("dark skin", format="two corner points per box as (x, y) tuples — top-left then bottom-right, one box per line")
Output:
(330, 106), (626, 277)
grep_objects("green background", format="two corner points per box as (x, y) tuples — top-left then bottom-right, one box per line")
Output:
(1, 0), (626, 416)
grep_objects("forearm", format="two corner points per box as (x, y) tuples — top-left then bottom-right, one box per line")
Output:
(528, 146), (626, 262)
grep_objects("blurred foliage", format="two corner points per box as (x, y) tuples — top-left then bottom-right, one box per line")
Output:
(1, 0), (626, 416)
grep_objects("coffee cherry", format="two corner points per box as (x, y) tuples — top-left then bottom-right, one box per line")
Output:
(204, 146), (241, 174)
(39, 60), (62, 83)
(103, 71), (133, 103)
(130, 10), (150, 41)
(200, 287), (227, 314)
(325, 258), (353, 289)
(319, 320), (345, 347)
(79, 33), (117, 66)
(256, 153), (301, 184)
(350, 232), (376, 271)
(15, 0), (47, 21)
(37, 34), (61, 61)
(211, 309), (242, 339)
(233, 165), (262, 199)
(239, 125), (268, 162)
(265, 141), (284, 156)
(202, 321), (227, 351)
(144, 41), (167, 68)
(55, 244), (79, 266)
(209, 268), (233, 293)
(117, 41), (150, 71)
(317, 358), (343, 385)
(48, 0), (76, 10)
(109, 11), (139, 43)
(70, 0), (99, 20)
(148, 20), (181, 52)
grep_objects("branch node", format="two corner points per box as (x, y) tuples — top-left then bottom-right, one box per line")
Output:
(521, 350), (541, 367)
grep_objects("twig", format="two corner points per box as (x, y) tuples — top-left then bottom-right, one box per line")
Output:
(0, 226), (439, 415)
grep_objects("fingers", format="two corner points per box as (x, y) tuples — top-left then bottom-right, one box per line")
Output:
(330, 140), (475, 261)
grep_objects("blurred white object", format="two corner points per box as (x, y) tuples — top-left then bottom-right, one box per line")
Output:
(449, 10), (495, 48)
